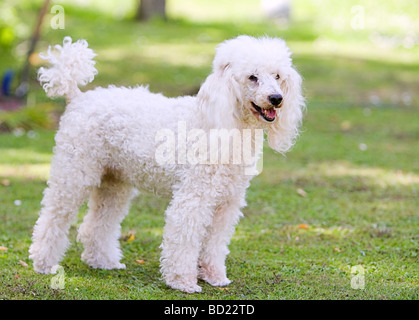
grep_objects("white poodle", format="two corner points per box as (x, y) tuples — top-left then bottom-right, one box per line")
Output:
(29, 35), (305, 293)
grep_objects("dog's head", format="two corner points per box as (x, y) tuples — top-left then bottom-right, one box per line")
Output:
(197, 35), (305, 154)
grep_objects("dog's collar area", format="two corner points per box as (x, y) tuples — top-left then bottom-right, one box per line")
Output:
(250, 102), (276, 122)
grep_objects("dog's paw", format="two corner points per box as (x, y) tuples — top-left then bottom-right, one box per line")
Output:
(199, 273), (232, 287)
(82, 255), (126, 270)
(169, 282), (202, 294)
(105, 262), (126, 270)
(165, 276), (202, 294)
(32, 263), (56, 274)
(182, 283), (202, 294)
(30, 253), (58, 274)
(205, 276), (232, 287)
(88, 261), (126, 270)
(198, 264), (231, 287)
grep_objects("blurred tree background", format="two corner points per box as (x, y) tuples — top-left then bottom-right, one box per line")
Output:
(0, 0), (418, 123)
(136, 0), (166, 21)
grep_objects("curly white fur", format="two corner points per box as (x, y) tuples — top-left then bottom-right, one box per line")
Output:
(29, 36), (305, 293)
(38, 36), (97, 100)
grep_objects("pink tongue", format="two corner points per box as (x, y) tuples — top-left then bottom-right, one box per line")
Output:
(266, 109), (276, 118)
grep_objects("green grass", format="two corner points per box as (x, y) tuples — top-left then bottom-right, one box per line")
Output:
(0, 0), (418, 300)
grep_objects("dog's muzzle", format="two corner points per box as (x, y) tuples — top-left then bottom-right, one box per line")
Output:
(251, 102), (277, 122)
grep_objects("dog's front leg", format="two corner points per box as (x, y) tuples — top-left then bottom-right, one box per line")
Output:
(198, 198), (244, 287)
(159, 190), (214, 293)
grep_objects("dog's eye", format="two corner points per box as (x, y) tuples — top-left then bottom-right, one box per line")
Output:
(275, 74), (280, 80)
(248, 75), (258, 82)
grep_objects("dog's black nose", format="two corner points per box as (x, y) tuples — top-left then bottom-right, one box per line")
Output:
(268, 94), (283, 106)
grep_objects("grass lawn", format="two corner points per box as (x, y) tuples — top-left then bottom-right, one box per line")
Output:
(0, 0), (418, 300)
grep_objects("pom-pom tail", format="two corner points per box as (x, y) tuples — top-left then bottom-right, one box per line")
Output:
(38, 37), (97, 101)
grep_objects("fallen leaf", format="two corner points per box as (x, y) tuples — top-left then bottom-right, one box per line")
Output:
(136, 259), (145, 264)
(340, 120), (352, 131)
(299, 224), (309, 230)
(297, 188), (307, 197)
(0, 246), (8, 251)
(19, 260), (28, 267)
(334, 248), (341, 252)
(122, 231), (136, 242)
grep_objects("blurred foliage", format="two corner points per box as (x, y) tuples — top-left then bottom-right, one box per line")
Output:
(2, 0), (418, 49)
(0, 0), (418, 131)
(0, 102), (58, 132)
(0, 1), (20, 48)
(0, 0), (36, 48)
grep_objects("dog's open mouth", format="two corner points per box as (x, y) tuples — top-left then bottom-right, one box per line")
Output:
(251, 102), (276, 122)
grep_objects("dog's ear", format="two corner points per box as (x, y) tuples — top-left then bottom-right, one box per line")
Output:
(267, 67), (305, 154)
(197, 62), (241, 130)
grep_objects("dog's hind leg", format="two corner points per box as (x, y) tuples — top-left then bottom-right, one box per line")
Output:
(77, 172), (135, 270)
(29, 161), (95, 274)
